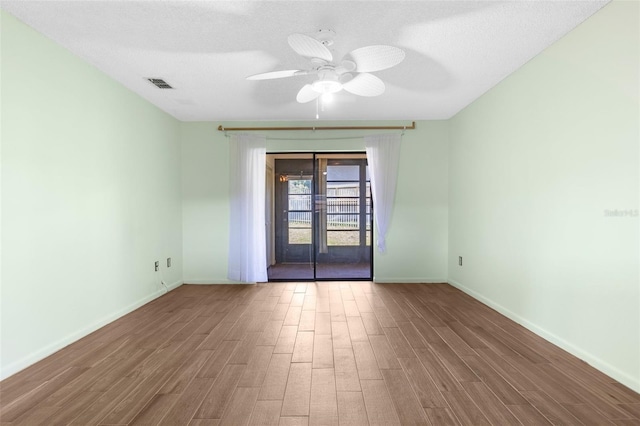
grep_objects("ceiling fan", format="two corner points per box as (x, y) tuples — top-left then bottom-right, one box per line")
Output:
(247, 29), (405, 103)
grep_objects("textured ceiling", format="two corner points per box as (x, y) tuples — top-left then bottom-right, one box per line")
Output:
(2, 1), (609, 121)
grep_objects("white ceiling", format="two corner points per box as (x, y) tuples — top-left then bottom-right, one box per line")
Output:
(2, 1), (609, 122)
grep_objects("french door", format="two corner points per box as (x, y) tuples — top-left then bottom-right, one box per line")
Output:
(268, 153), (373, 281)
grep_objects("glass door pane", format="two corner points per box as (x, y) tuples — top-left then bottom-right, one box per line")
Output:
(288, 179), (312, 246)
(315, 158), (372, 280)
(268, 156), (315, 280)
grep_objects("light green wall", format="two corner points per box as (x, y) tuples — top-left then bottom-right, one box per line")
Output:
(181, 120), (449, 283)
(1, 11), (183, 378)
(448, 0), (639, 391)
(181, 122), (231, 282)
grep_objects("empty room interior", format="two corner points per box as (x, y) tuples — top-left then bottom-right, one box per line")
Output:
(1, 0), (639, 425)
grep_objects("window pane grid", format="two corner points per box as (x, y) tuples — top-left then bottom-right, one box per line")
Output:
(327, 201), (359, 214)
(289, 194), (311, 211)
(289, 229), (311, 244)
(289, 180), (311, 194)
(289, 212), (311, 228)
(328, 212), (359, 223)
(327, 231), (359, 246)
(327, 181), (360, 198)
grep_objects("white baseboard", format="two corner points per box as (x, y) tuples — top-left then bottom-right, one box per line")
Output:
(447, 278), (640, 393)
(373, 277), (448, 284)
(0, 280), (183, 381)
(186, 278), (449, 285)
(184, 279), (249, 284)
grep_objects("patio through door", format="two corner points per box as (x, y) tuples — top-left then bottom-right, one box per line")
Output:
(267, 153), (373, 281)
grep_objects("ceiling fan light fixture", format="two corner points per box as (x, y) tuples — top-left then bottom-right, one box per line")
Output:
(320, 92), (334, 103)
(311, 79), (342, 94)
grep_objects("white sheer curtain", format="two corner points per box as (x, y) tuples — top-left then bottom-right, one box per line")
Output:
(227, 133), (268, 283)
(365, 133), (402, 252)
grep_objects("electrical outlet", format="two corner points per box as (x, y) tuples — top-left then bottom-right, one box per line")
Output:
(155, 261), (159, 272)
(458, 256), (463, 266)
(167, 257), (171, 268)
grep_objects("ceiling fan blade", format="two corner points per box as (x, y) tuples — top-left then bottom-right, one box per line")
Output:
(288, 33), (333, 62)
(347, 45), (405, 72)
(342, 73), (385, 97)
(246, 69), (303, 80)
(296, 84), (322, 103)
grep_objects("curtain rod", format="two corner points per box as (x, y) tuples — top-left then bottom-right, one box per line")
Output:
(217, 121), (416, 132)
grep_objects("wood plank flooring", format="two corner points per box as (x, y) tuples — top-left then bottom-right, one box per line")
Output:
(1, 282), (639, 425)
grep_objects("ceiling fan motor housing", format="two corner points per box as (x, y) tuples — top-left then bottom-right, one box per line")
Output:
(315, 29), (336, 46)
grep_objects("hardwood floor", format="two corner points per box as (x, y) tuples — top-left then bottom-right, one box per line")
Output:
(1, 282), (639, 425)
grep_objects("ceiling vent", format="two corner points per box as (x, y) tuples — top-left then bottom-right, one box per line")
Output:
(147, 78), (173, 89)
